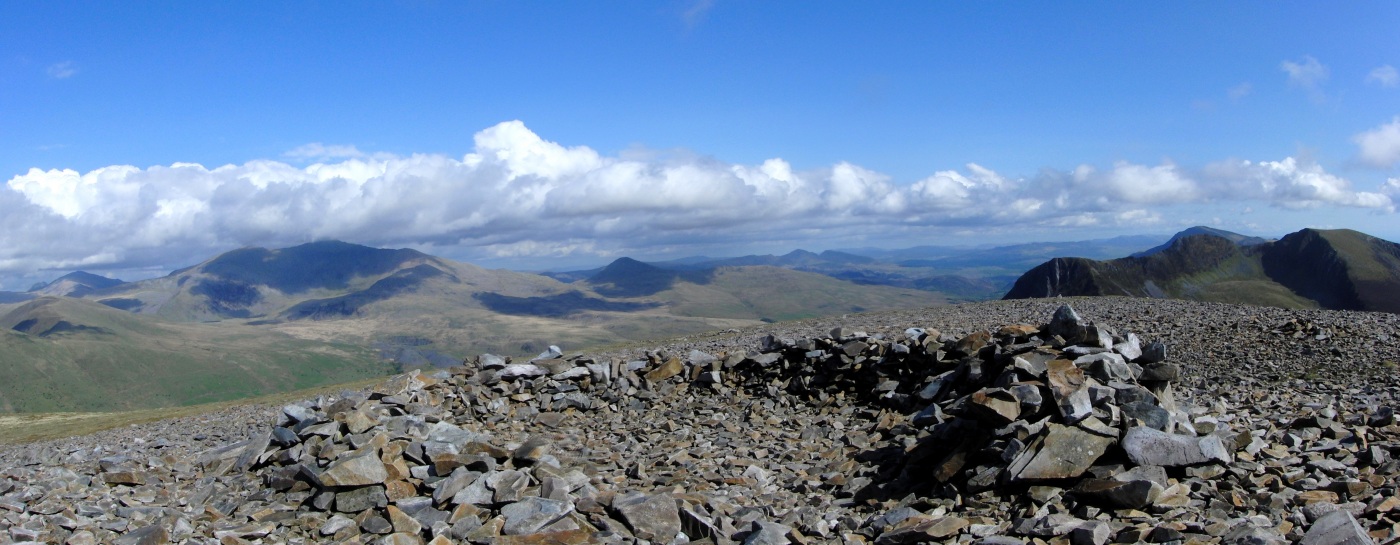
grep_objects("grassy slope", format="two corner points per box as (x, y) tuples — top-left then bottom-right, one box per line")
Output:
(0, 375), (390, 444)
(1318, 229), (1400, 313)
(0, 298), (395, 413)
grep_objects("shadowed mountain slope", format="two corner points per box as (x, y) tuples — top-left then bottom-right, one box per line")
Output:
(584, 257), (715, 297)
(1005, 228), (1400, 313)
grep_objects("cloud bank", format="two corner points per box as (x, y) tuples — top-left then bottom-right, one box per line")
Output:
(2, 121), (1394, 283)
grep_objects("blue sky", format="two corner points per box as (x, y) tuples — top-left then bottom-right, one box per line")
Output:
(2, 2), (1399, 288)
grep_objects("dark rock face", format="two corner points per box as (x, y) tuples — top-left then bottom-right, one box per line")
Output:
(3, 297), (1400, 545)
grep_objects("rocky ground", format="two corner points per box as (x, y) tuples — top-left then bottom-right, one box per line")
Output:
(3, 296), (1399, 545)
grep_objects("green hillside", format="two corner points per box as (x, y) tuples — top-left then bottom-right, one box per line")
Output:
(0, 298), (394, 413)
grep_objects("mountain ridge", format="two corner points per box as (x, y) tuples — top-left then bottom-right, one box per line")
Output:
(1004, 227), (1400, 313)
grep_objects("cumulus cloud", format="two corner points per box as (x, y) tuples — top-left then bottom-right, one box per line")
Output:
(1203, 157), (1393, 211)
(1368, 65), (1399, 88)
(1354, 117), (1400, 168)
(46, 61), (77, 79)
(1384, 178), (1400, 197)
(0, 120), (1394, 285)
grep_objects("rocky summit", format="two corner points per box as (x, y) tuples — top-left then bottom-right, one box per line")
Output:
(3, 297), (1400, 545)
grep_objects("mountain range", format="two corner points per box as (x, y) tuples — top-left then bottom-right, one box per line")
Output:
(0, 241), (942, 412)
(1004, 228), (1400, 313)
(8, 225), (1397, 413)
(542, 234), (1173, 302)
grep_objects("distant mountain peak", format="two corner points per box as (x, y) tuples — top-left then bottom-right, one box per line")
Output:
(26, 270), (125, 298)
(1131, 226), (1270, 257)
(587, 257), (713, 297)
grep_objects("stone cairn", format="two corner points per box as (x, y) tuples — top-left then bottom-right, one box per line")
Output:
(1, 305), (1380, 545)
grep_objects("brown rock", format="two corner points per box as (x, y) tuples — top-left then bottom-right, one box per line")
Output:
(645, 357), (685, 382)
(316, 449), (389, 487)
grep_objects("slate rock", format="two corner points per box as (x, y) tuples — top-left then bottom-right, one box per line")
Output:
(1300, 510), (1372, 545)
(876, 516), (970, 545)
(500, 497), (574, 535)
(741, 520), (794, 545)
(1014, 424), (1115, 481)
(1048, 304), (1088, 343)
(316, 449), (389, 487)
(1121, 426), (1232, 467)
(1046, 359), (1093, 423)
(612, 491), (681, 542)
(645, 357), (685, 382)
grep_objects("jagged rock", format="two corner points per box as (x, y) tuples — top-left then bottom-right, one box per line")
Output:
(1138, 341), (1167, 363)
(968, 388), (1021, 426)
(1071, 477), (1161, 509)
(875, 516), (969, 545)
(477, 353), (507, 369)
(1048, 304), (1088, 343)
(741, 520), (794, 545)
(500, 363), (549, 380)
(645, 357), (685, 382)
(1301, 510), (1372, 545)
(1068, 521), (1111, 545)
(1137, 362), (1180, 382)
(1046, 359), (1093, 423)
(315, 449), (389, 487)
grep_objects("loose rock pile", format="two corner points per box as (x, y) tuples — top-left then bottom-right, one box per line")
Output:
(2, 299), (1397, 545)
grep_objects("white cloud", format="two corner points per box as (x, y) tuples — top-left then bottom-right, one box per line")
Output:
(1353, 117), (1400, 168)
(1384, 178), (1400, 196)
(909, 163), (1008, 211)
(1101, 162), (1198, 204)
(0, 120), (1394, 286)
(1115, 209), (1162, 225)
(1368, 65), (1399, 88)
(46, 61), (77, 79)
(1205, 157), (1394, 211)
(1281, 55), (1328, 88)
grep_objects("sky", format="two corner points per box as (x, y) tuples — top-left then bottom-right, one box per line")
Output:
(2, 2), (1399, 289)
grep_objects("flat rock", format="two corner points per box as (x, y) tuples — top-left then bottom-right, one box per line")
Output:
(1014, 424), (1114, 481)
(1121, 427), (1232, 467)
(316, 449), (388, 487)
(500, 497), (574, 535)
(612, 491), (681, 542)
